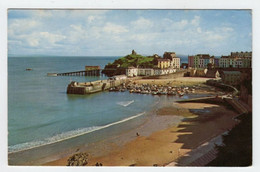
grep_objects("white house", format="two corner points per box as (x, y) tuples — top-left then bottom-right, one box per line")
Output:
(126, 67), (138, 77)
(138, 68), (154, 76)
(171, 57), (181, 69)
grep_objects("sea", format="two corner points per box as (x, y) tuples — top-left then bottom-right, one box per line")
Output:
(8, 56), (192, 165)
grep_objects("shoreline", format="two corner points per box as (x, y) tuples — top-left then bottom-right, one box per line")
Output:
(9, 77), (237, 166)
(44, 95), (239, 166)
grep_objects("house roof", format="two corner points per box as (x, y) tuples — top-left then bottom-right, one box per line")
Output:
(164, 52), (176, 54)
(221, 55), (231, 58)
(196, 54), (210, 58)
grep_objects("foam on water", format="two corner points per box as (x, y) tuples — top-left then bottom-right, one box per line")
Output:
(117, 100), (134, 107)
(8, 111), (146, 153)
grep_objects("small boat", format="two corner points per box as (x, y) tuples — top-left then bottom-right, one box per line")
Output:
(141, 90), (149, 94)
(109, 87), (115, 92)
(136, 89), (141, 93)
(152, 91), (158, 95)
(161, 91), (167, 95)
(179, 92), (184, 97)
(114, 87), (120, 92)
(168, 91), (176, 96)
(26, 68), (32, 71)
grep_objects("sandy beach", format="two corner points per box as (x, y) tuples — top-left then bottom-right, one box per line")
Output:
(132, 77), (211, 87)
(45, 99), (239, 166)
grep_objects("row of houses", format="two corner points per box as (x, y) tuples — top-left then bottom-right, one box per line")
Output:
(126, 51), (180, 77)
(219, 51), (252, 68)
(188, 51), (252, 69)
(188, 68), (250, 86)
(126, 67), (177, 77)
(188, 54), (216, 68)
(157, 52), (181, 69)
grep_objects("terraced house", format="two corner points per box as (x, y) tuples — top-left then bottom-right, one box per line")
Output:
(188, 54), (214, 68)
(219, 51), (252, 68)
(163, 52), (181, 69)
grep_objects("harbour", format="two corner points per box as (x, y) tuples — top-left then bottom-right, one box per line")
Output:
(6, 9), (252, 167)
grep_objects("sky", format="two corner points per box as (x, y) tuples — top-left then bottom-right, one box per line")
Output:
(8, 9), (252, 56)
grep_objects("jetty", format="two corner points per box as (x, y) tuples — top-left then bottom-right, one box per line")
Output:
(57, 70), (100, 76)
(47, 66), (118, 77)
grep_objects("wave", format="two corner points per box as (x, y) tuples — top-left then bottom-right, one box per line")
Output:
(117, 100), (134, 107)
(8, 111), (146, 154)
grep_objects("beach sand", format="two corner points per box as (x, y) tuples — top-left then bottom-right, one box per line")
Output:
(45, 101), (238, 166)
(132, 77), (211, 87)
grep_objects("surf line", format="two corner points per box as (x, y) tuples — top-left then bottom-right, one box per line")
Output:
(9, 111), (146, 154)
(117, 100), (135, 107)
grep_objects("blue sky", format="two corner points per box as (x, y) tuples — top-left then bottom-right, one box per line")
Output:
(8, 10), (252, 56)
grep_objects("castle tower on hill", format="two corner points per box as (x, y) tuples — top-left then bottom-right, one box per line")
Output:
(132, 50), (137, 55)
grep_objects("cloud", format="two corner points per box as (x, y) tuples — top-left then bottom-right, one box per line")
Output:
(191, 15), (200, 26)
(197, 27), (202, 33)
(177, 20), (188, 27)
(88, 16), (95, 23)
(103, 22), (128, 34)
(7, 10), (251, 56)
(9, 19), (41, 36)
(131, 17), (153, 30)
(15, 32), (66, 48)
(221, 27), (234, 32)
(35, 10), (53, 17)
(39, 32), (66, 44)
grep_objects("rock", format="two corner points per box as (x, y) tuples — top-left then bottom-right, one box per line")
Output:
(67, 153), (89, 166)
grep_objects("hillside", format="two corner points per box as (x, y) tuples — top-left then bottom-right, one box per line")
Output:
(102, 53), (158, 76)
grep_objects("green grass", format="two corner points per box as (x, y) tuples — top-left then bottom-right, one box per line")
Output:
(102, 53), (158, 76)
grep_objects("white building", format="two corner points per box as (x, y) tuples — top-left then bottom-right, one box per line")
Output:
(171, 57), (181, 69)
(218, 52), (252, 68)
(126, 67), (138, 77)
(219, 56), (231, 68)
(154, 68), (176, 75)
(232, 59), (243, 68)
(126, 67), (176, 77)
(138, 68), (155, 76)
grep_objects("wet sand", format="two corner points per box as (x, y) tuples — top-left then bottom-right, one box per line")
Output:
(45, 101), (238, 166)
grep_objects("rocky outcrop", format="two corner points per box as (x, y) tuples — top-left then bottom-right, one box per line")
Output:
(67, 153), (89, 166)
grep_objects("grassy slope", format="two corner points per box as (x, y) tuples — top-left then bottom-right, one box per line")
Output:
(102, 54), (156, 76)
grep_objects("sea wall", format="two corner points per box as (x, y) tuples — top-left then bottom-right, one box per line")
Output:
(67, 79), (125, 95)
(206, 80), (238, 95)
(177, 97), (225, 105)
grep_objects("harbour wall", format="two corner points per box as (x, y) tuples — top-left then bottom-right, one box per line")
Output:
(67, 79), (126, 95)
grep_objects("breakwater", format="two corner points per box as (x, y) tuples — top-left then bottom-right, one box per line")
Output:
(67, 78), (126, 94)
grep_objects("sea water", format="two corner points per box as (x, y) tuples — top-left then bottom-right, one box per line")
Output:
(8, 56), (197, 165)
